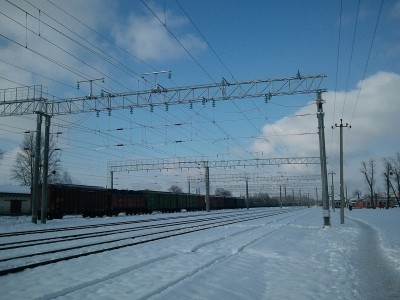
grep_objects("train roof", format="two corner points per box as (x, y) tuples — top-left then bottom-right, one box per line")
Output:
(0, 185), (30, 194)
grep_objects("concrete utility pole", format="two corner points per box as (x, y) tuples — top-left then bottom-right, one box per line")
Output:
(334, 119), (350, 224)
(32, 112), (42, 224)
(205, 162), (210, 212)
(316, 91), (330, 227)
(41, 114), (51, 224)
(110, 171), (114, 190)
(284, 185), (287, 207)
(245, 178), (249, 209)
(328, 171), (336, 212)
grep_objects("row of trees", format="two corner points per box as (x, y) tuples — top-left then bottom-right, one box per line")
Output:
(168, 185), (233, 196)
(360, 153), (400, 207)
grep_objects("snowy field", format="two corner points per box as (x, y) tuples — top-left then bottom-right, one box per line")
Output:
(0, 206), (399, 300)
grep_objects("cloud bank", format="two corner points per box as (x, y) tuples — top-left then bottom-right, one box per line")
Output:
(252, 71), (400, 194)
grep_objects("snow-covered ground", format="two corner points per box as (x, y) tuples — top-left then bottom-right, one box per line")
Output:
(0, 207), (399, 300)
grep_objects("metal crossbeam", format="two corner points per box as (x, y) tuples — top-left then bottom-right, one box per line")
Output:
(188, 174), (321, 183)
(1, 74), (326, 116)
(217, 183), (319, 193)
(108, 156), (320, 173)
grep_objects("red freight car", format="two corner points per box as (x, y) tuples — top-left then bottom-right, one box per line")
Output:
(210, 195), (225, 210)
(40, 184), (108, 219)
(109, 189), (146, 215)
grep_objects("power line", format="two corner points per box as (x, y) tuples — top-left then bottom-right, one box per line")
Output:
(46, 0), (157, 72)
(174, 0), (235, 80)
(347, 0), (385, 143)
(341, 0), (361, 117)
(140, 0), (216, 83)
(0, 59), (78, 90)
(0, 7), (131, 92)
(23, 0), (147, 83)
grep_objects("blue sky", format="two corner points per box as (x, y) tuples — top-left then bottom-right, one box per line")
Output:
(1, 0), (400, 198)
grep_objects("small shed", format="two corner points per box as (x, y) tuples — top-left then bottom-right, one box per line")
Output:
(0, 185), (31, 215)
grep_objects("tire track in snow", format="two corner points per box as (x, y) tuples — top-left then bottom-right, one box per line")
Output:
(348, 217), (400, 300)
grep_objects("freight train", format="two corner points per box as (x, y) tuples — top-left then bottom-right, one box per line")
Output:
(39, 184), (246, 219)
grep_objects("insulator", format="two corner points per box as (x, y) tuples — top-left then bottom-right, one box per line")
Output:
(212, 99), (216, 107)
(130, 107), (133, 114)
(190, 102), (193, 109)
(96, 111), (99, 117)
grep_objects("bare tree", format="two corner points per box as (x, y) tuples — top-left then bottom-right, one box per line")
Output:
(215, 187), (232, 196)
(389, 153), (400, 206)
(11, 133), (62, 187)
(168, 185), (183, 193)
(382, 158), (393, 209)
(352, 189), (362, 200)
(58, 170), (73, 184)
(360, 159), (376, 208)
(250, 192), (271, 207)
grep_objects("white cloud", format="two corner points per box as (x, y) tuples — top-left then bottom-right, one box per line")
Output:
(112, 5), (206, 62)
(252, 71), (400, 194)
(391, 0), (400, 19)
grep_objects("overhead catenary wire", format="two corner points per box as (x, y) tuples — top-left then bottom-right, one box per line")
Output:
(174, 0), (292, 158)
(346, 0), (385, 144)
(22, 0), (148, 84)
(341, 0), (361, 118)
(0, 7), (131, 92)
(139, 0), (263, 161)
(40, 0), (260, 163)
(0, 1), (329, 191)
(46, 0), (157, 72)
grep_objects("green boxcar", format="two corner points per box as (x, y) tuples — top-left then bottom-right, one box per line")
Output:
(176, 193), (199, 211)
(142, 190), (178, 213)
(236, 197), (246, 209)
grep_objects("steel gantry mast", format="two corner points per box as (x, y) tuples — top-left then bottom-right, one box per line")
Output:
(108, 157), (321, 211)
(187, 173), (321, 209)
(0, 73), (329, 224)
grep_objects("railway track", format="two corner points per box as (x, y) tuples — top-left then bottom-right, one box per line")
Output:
(36, 209), (310, 300)
(0, 208), (302, 276)
(0, 209), (257, 238)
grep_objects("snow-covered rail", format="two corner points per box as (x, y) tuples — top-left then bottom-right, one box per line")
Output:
(0, 208), (303, 276)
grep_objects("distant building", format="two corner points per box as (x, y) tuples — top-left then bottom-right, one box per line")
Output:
(352, 193), (396, 209)
(0, 185), (31, 215)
